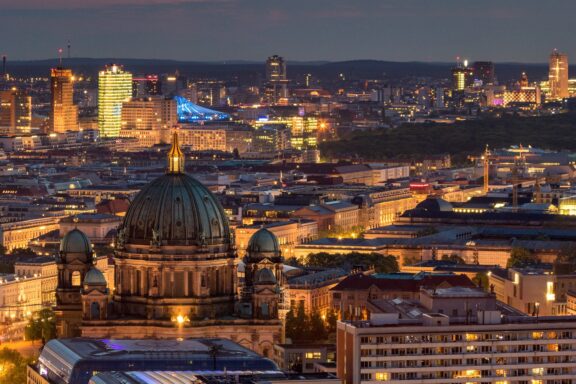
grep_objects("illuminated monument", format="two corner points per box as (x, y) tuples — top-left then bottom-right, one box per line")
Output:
(56, 134), (283, 356)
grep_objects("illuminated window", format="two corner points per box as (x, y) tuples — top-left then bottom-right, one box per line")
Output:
(547, 344), (559, 352)
(374, 373), (389, 381)
(546, 281), (556, 301)
(305, 352), (321, 359)
(465, 333), (478, 341)
(532, 367), (544, 376)
(532, 332), (543, 340)
(72, 271), (81, 287)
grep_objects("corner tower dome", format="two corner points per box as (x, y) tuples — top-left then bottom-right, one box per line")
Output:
(247, 228), (280, 256)
(60, 228), (92, 255)
(119, 132), (231, 246)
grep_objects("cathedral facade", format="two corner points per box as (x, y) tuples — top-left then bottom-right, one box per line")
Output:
(55, 134), (283, 356)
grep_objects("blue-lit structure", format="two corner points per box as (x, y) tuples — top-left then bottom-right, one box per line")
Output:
(175, 96), (230, 122)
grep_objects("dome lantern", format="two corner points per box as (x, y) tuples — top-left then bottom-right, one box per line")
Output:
(167, 132), (184, 174)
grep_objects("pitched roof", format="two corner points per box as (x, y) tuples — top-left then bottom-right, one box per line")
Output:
(331, 272), (475, 292)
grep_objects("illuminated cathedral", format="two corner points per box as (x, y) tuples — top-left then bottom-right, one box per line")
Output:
(55, 134), (283, 356)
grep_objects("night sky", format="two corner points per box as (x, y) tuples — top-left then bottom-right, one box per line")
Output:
(1, 0), (575, 62)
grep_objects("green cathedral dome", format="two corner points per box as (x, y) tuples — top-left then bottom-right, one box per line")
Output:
(119, 133), (231, 247)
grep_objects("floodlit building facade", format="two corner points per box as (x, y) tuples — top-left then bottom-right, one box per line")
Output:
(98, 64), (133, 138)
(50, 67), (79, 133)
(549, 50), (569, 100)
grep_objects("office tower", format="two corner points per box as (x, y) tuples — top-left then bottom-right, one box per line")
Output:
(451, 59), (474, 91)
(50, 67), (79, 133)
(119, 96), (177, 148)
(0, 88), (32, 134)
(473, 61), (495, 85)
(132, 74), (160, 97)
(98, 64), (132, 138)
(160, 73), (186, 97)
(549, 49), (569, 100)
(265, 55), (289, 104)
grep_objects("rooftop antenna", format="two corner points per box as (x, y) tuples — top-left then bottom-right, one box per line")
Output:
(58, 48), (63, 67)
(1, 55), (5, 81)
(67, 41), (71, 60)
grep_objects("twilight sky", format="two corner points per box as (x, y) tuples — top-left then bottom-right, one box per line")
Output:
(1, 0), (575, 62)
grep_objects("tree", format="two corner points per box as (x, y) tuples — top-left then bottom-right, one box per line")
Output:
(10, 248), (37, 258)
(473, 272), (489, 290)
(0, 348), (32, 384)
(25, 309), (56, 342)
(325, 308), (338, 334)
(308, 311), (327, 341)
(441, 254), (465, 264)
(305, 252), (399, 274)
(507, 247), (537, 268)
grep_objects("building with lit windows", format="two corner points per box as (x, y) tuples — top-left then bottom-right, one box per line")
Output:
(473, 61), (496, 85)
(489, 267), (576, 316)
(549, 49), (569, 100)
(503, 86), (541, 107)
(252, 117), (317, 150)
(235, 219), (318, 259)
(0, 216), (62, 251)
(98, 64), (133, 138)
(337, 286), (576, 384)
(451, 60), (473, 91)
(252, 125), (291, 153)
(0, 88), (32, 134)
(119, 96), (177, 148)
(265, 55), (289, 104)
(177, 125), (227, 151)
(50, 67), (78, 133)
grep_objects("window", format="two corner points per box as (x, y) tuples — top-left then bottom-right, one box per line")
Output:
(305, 352), (321, 359)
(71, 271), (81, 287)
(374, 372), (389, 381)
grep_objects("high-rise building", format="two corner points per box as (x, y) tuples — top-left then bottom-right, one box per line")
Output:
(473, 61), (496, 85)
(265, 55), (289, 104)
(338, 286), (576, 384)
(451, 60), (474, 92)
(0, 88), (32, 134)
(119, 96), (177, 149)
(50, 67), (78, 133)
(98, 64), (132, 138)
(549, 49), (569, 100)
(132, 74), (160, 97)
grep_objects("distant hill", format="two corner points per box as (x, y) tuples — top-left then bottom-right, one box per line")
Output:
(3, 58), (554, 84)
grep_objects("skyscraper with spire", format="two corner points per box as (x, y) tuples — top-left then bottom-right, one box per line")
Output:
(549, 49), (569, 100)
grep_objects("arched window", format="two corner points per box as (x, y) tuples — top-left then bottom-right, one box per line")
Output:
(71, 271), (81, 287)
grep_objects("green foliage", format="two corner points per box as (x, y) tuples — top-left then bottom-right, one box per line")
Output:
(473, 272), (489, 290)
(285, 302), (329, 343)
(9, 248), (37, 258)
(24, 309), (56, 342)
(304, 252), (399, 273)
(507, 247), (538, 268)
(0, 348), (33, 384)
(441, 254), (465, 264)
(319, 113), (576, 163)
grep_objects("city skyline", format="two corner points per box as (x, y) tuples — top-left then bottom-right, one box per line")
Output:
(1, 0), (576, 62)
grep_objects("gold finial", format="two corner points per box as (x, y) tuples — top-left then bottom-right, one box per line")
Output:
(168, 132), (185, 174)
